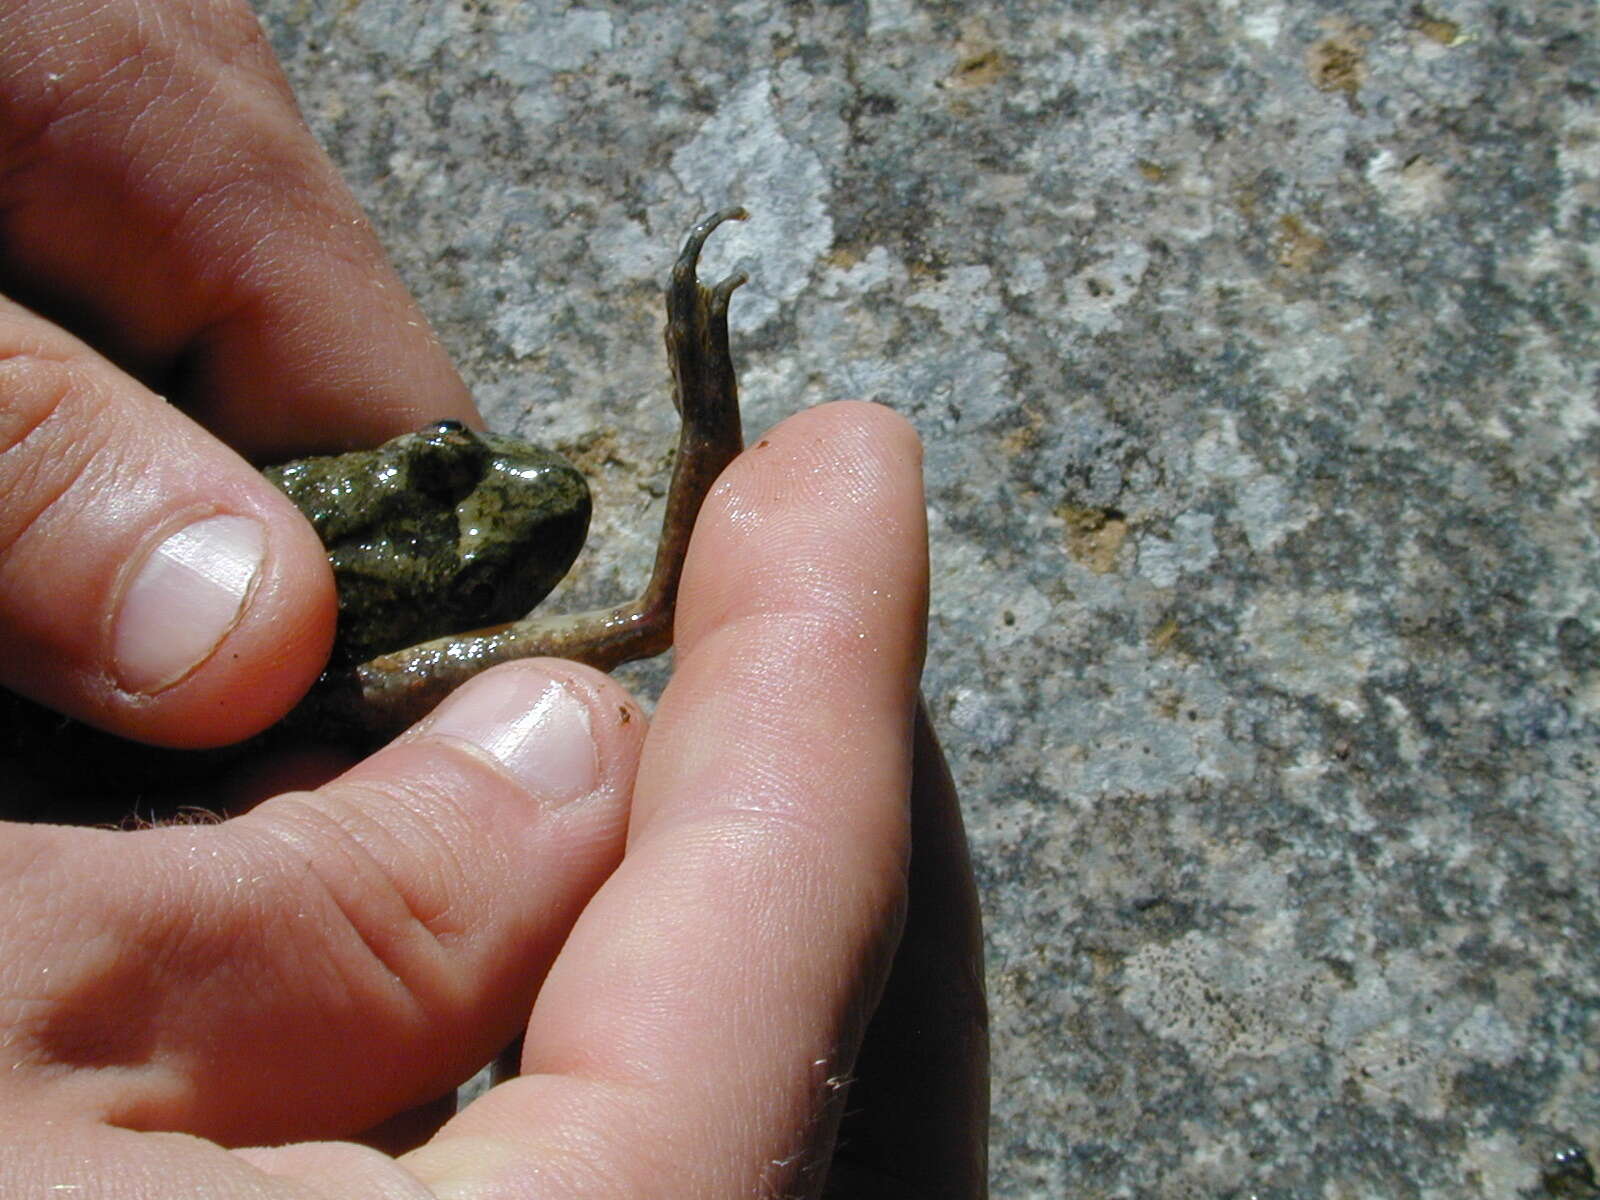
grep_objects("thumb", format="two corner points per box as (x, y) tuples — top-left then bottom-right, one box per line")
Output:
(0, 661), (645, 1146)
(0, 296), (334, 748)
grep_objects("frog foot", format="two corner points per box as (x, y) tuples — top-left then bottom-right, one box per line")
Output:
(645, 205), (748, 620)
(319, 209), (751, 740)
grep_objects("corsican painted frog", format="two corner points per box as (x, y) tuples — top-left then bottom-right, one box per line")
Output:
(279, 207), (749, 743)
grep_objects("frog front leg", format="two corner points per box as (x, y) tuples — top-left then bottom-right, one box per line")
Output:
(305, 208), (750, 742)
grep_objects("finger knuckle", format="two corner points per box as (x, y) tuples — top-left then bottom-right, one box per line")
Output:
(0, 344), (111, 557)
(254, 794), (471, 1006)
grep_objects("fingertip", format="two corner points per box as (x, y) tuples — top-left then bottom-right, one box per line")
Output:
(677, 399), (929, 661)
(740, 400), (924, 471)
(705, 400), (927, 552)
(816, 398), (925, 457)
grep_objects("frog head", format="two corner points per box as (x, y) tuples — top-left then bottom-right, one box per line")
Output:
(264, 421), (591, 664)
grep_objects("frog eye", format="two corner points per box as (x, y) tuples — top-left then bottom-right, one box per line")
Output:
(409, 428), (490, 503)
(459, 578), (500, 621)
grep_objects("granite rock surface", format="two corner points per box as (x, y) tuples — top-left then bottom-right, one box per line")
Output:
(255, 1), (1600, 1194)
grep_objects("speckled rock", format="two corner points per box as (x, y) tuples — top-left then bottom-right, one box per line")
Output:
(255, 1), (1600, 1194)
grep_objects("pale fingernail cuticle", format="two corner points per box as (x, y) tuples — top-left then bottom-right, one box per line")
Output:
(425, 671), (599, 804)
(113, 515), (266, 694)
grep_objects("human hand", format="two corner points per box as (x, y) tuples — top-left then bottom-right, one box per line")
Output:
(2, 396), (981, 1197)
(0, 0), (987, 1193)
(0, 0), (479, 749)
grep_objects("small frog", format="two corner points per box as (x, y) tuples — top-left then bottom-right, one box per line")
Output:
(282, 207), (749, 743)
(263, 421), (592, 666)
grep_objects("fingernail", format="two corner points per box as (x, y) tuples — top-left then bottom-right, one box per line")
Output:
(424, 670), (598, 804)
(113, 515), (266, 693)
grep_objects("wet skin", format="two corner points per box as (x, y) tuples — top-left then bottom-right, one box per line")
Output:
(264, 422), (592, 668)
(282, 207), (748, 743)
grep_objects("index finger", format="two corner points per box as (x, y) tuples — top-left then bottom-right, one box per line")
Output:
(405, 401), (928, 1196)
(0, 0), (477, 459)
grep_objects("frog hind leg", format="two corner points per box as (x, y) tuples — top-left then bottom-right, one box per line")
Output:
(312, 209), (751, 741)
(638, 206), (748, 626)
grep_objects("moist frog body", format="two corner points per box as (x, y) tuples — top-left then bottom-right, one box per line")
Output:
(264, 421), (590, 664)
(279, 207), (750, 743)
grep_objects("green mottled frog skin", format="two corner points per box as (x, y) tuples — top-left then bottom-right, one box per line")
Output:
(283, 207), (749, 743)
(264, 422), (590, 665)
